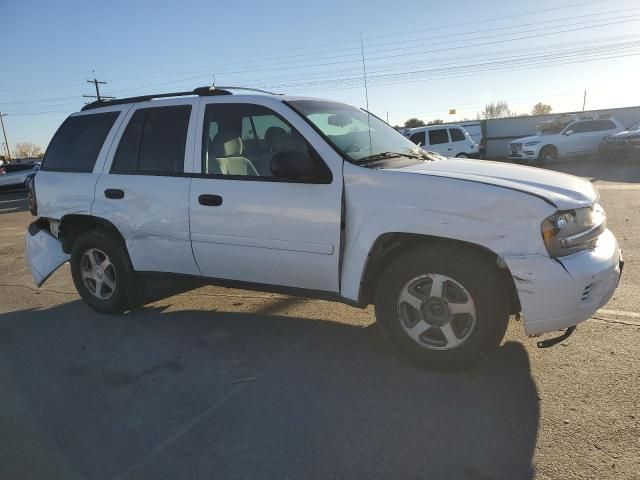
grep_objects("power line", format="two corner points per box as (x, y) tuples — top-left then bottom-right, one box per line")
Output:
(0, 0), (617, 100)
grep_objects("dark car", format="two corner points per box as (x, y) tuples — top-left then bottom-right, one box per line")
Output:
(0, 162), (40, 190)
(601, 119), (640, 159)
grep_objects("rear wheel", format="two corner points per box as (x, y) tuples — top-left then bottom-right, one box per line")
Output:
(70, 228), (143, 314)
(538, 145), (557, 165)
(374, 246), (509, 369)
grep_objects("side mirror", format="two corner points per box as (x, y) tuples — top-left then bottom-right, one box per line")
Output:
(565, 129), (574, 136)
(271, 150), (319, 181)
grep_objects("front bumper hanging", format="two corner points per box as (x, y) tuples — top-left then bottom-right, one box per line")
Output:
(536, 326), (577, 348)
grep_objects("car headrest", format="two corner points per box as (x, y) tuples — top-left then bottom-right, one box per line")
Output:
(264, 126), (290, 149)
(211, 131), (243, 157)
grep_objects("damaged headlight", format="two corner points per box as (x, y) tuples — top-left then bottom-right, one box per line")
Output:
(541, 204), (606, 257)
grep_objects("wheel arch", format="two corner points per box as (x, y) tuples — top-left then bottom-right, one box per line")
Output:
(355, 232), (520, 314)
(59, 214), (127, 255)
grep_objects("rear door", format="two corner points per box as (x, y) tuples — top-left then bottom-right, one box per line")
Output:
(188, 97), (343, 292)
(427, 128), (452, 156)
(448, 127), (470, 156)
(92, 99), (200, 275)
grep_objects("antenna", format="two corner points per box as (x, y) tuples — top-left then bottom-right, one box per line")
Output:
(360, 32), (373, 157)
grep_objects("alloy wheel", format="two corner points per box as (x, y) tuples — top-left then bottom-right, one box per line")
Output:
(397, 273), (477, 350)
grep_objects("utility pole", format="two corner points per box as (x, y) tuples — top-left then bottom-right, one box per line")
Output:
(83, 72), (114, 103)
(0, 113), (11, 160)
(582, 90), (587, 111)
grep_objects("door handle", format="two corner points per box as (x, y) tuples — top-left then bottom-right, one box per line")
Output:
(198, 194), (223, 206)
(104, 189), (124, 199)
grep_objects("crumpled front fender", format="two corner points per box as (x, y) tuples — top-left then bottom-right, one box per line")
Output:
(25, 221), (70, 287)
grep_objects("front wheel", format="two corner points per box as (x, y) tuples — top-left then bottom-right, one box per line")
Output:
(538, 146), (557, 165)
(455, 153), (469, 158)
(374, 246), (509, 369)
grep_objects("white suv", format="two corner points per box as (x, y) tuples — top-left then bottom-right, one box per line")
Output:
(26, 87), (622, 369)
(509, 116), (624, 164)
(404, 125), (480, 158)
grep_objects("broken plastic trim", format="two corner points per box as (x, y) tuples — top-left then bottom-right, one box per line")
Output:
(536, 326), (576, 348)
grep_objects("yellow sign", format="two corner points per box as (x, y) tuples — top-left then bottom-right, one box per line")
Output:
(449, 109), (456, 115)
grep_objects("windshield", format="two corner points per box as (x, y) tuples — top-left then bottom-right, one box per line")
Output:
(629, 119), (640, 131)
(288, 100), (431, 164)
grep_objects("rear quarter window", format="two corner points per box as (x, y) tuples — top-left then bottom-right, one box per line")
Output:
(41, 112), (119, 172)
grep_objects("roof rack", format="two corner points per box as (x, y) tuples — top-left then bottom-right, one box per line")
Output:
(81, 86), (281, 111)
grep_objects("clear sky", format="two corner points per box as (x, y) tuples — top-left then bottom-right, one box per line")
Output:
(1, 0), (639, 153)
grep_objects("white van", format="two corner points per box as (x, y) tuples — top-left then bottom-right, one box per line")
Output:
(405, 125), (480, 158)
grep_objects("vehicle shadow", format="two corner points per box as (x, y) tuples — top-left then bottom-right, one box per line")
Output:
(0, 298), (539, 480)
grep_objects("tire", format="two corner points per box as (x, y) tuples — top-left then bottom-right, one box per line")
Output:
(455, 153), (469, 158)
(70, 228), (143, 314)
(374, 245), (509, 370)
(538, 145), (557, 165)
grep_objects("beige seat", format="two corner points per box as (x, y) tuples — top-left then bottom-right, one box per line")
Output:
(207, 131), (259, 176)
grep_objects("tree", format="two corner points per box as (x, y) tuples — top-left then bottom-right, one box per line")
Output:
(427, 119), (443, 125)
(404, 117), (426, 128)
(531, 102), (553, 116)
(480, 101), (512, 119)
(14, 142), (43, 159)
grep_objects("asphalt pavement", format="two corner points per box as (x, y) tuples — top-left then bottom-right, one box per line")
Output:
(0, 159), (638, 480)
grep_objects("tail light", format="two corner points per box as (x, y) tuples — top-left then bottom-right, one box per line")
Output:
(26, 176), (37, 216)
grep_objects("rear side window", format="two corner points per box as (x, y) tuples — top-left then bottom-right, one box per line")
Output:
(42, 112), (119, 172)
(111, 105), (191, 174)
(449, 128), (466, 142)
(409, 131), (425, 145)
(428, 129), (449, 145)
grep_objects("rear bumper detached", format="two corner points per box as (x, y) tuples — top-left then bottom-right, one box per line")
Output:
(505, 229), (622, 336)
(25, 219), (69, 287)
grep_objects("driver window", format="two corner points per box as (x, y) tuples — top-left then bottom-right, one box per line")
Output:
(201, 103), (316, 177)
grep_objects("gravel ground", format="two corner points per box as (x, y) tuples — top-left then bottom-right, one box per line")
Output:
(0, 159), (638, 480)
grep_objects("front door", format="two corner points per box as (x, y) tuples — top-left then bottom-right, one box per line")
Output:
(189, 98), (343, 292)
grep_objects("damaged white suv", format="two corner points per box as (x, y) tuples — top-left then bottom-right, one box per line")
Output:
(26, 87), (623, 368)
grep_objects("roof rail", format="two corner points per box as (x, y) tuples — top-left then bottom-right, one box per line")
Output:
(81, 85), (281, 111)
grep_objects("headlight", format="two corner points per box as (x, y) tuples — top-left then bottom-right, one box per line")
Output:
(524, 141), (541, 146)
(541, 204), (606, 257)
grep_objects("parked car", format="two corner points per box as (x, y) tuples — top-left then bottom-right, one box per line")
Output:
(25, 87), (622, 369)
(0, 162), (40, 190)
(600, 119), (640, 159)
(509, 116), (624, 164)
(405, 124), (480, 158)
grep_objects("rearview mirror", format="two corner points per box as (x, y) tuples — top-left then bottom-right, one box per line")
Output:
(271, 150), (319, 181)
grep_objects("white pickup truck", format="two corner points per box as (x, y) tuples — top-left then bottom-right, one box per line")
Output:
(25, 87), (623, 369)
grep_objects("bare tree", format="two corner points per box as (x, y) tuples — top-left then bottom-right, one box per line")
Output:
(427, 119), (443, 125)
(480, 101), (512, 119)
(531, 102), (553, 116)
(404, 117), (426, 128)
(14, 142), (43, 159)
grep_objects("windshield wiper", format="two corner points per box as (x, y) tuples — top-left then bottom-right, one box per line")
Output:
(357, 151), (404, 163)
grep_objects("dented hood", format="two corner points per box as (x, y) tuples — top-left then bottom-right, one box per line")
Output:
(391, 158), (597, 210)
